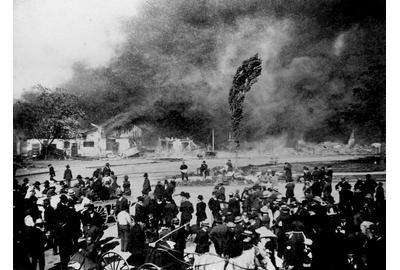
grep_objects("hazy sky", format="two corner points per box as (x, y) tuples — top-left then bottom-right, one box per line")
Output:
(13, 0), (142, 98)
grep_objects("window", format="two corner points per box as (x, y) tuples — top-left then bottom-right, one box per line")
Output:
(83, 141), (95, 147)
(64, 141), (70, 148)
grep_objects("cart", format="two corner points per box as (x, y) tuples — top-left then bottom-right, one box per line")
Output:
(68, 247), (193, 270)
(92, 197), (135, 225)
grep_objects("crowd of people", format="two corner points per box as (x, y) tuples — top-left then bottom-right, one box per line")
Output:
(13, 161), (385, 270)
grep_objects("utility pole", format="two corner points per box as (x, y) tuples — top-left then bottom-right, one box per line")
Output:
(212, 129), (215, 152)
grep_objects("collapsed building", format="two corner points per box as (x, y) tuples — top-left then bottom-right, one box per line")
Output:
(14, 124), (143, 158)
(158, 137), (199, 155)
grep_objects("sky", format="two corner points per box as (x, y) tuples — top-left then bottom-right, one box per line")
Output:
(13, 0), (142, 98)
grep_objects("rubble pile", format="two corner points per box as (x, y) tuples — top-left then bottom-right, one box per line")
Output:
(297, 141), (379, 156)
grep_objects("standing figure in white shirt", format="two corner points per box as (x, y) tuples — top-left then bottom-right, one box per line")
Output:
(117, 204), (132, 252)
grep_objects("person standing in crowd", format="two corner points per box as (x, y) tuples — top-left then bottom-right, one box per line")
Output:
(209, 218), (228, 256)
(199, 161), (209, 179)
(43, 198), (58, 255)
(115, 189), (129, 216)
(135, 196), (147, 224)
(226, 159), (234, 172)
(179, 192), (194, 225)
(127, 216), (147, 267)
(63, 165), (73, 187)
(180, 161), (189, 182)
(196, 195), (207, 226)
(285, 180), (295, 201)
(303, 166), (312, 182)
(375, 182), (385, 203)
(364, 174), (377, 199)
(103, 162), (111, 176)
(142, 173), (151, 195)
(122, 175), (131, 196)
(163, 197), (179, 228)
(48, 164), (56, 181)
(23, 217), (47, 270)
(284, 162), (292, 182)
(326, 165), (333, 181)
(194, 221), (211, 254)
(208, 191), (221, 226)
(228, 192), (241, 218)
(154, 180), (165, 200)
(117, 204), (132, 252)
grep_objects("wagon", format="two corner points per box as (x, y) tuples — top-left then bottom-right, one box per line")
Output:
(92, 197), (135, 225)
(68, 246), (193, 270)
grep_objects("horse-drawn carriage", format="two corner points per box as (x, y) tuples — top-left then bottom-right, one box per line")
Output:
(68, 242), (193, 270)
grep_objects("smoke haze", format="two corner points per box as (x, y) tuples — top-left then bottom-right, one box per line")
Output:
(15, 0), (385, 146)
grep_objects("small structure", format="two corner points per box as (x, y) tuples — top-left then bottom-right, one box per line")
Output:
(16, 124), (142, 158)
(158, 137), (199, 154)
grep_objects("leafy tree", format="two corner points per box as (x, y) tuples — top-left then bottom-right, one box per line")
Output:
(14, 85), (85, 158)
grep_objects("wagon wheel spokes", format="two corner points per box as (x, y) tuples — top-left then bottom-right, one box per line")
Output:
(100, 251), (130, 270)
(95, 205), (109, 225)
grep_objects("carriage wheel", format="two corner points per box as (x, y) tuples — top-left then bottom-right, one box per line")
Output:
(137, 263), (162, 270)
(99, 251), (130, 270)
(95, 205), (109, 225)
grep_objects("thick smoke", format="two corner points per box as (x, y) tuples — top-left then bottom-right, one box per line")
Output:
(63, 0), (385, 147)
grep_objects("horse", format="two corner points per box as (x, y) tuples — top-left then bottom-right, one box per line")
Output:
(193, 245), (276, 270)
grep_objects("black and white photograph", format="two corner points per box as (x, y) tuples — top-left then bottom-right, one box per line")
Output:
(11, 0), (390, 269)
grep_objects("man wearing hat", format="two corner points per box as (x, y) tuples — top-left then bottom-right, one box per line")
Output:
(142, 173), (151, 195)
(23, 217), (47, 270)
(209, 219), (228, 256)
(127, 216), (147, 267)
(163, 197), (179, 228)
(199, 160), (209, 179)
(255, 226), (277, 269)
(48, 164), (56, 180)
(102, 162), (111, 177)
(196, 195), (207, 226)
(224, 221), (243, 258)
(179, 192), (194, 225)
(208, 192), (221, 226)
(117, 203), (132, 251)
(123, 175), (132, 196)
(228, 192), (241, 218)
(63, 165), (73, 187)
(194, 221), (211, 254)
(180, 161), (189, 182)
(115, 189), (129, 216)
(135, 196), (147, 223)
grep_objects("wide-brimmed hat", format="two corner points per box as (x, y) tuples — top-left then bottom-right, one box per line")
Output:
(180, 191), (190, 198)
(261, 191), (271, 198)
(227, 222), (236, 228)
(234, 216), (243, 223)
(260, 206), (269, 213)
(67, 189), (75, 196)
(255, 226), (276, 238)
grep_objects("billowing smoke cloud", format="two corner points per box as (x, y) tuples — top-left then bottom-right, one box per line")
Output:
(55, 0), (384, 146)
(14, 0), (142, 98)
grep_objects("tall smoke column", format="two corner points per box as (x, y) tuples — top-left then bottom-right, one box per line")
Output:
(229, 54), (262, 140)
(228, 54), (262, 166)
